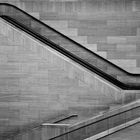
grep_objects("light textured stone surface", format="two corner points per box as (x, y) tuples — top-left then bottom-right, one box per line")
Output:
(0, 17), (129, 139)
(0, 0), (140, 139)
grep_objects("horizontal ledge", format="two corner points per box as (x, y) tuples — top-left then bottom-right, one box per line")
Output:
(42, 123), (71, 126)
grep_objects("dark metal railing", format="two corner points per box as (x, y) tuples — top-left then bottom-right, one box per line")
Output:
(49, 105), (140, 140)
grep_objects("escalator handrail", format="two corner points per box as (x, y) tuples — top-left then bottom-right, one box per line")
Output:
(0, 3), (140, 90)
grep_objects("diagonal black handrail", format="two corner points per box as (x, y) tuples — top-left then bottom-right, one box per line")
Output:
(0, 3), (140, 89)
(49, 105), (140, 140)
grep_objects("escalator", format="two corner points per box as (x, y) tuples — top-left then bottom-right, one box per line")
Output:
(0, 3), (140, 90)
(0, 3), (140, 140)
